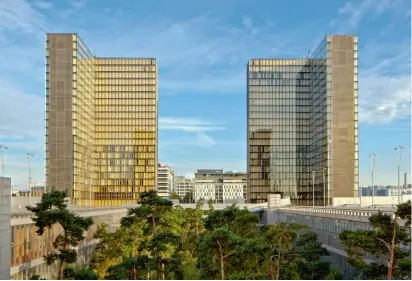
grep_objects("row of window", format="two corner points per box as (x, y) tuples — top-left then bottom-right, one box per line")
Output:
(95, 58), (156, 65)
(96, 65), (156, 72)
(96, 72), (156, 78)
(95, 78), (156, 84)
(249, 79), (312, 86)
(95, 85), (156, 91)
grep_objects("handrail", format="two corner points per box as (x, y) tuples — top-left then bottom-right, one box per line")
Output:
(273, 206), (396, 219)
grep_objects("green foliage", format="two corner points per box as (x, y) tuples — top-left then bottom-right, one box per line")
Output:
(339, 201), (412, 280)
(182, 191), (193, 203)
(396, 200), (411, 227)
(324, 266), (346, 280)
(198, 226), (242, 279)
(27, 190), (94, 280)
(63, 268), (98, 280)
(29, 275), (46, 280)
(89, 192), (341, 280)
(171, 192), (180, 200)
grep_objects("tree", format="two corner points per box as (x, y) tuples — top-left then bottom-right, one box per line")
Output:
(63, 268), (98, 280)
(294, 231), (331, 280)
(27, 190), (94, 280)
(90, 221), (148, 279)
(204, 204), (241, 230)
(339, 201), (411, 280)
(93, 191), (189, 279)
(148, 232), (180, 280)
(90, 193), (343, 280)
(208, 199), (214, 211)
(324, 266), (346, 280)
(121, 190), (173, 234)
(198, 226), (241, 280)
(29, 275), (46, 280)
(171, 192), (180, 200)
(261, 222), (307, 280)
(182, 191), (194, 203)
(105, 255), (155, 280)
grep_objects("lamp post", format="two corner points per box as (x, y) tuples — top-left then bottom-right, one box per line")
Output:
(369, 154), (376, 208)
(0, 145), (8, 198)
(312, 171), (316, 207)
(27, 153), (34, 206)
(323, 167), (327, 206)
(359, 178), (363, 207)
(395, 145), (404, 204)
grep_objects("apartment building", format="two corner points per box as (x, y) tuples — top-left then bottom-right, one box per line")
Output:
(157, 163), (174, 199)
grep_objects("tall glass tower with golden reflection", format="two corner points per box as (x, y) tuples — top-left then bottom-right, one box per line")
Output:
(45, 33), (158, 206)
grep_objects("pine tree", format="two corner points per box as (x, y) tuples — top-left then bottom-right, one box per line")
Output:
(27, 190), (94, 280)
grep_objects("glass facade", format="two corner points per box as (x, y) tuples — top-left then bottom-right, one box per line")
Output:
(46, 33), (158, 206)
(247, 35), (358, 206)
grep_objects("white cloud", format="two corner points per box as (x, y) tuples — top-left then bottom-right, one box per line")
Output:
(32, 1), (53, 10)
(358, 40), (411, 124)
(359, 75), (411, 124)
(0, 0), (46, 33)
(242, 16), (254, 30)
(330, 0), (403, 29)
(159, 117), (225, 132)
(159, 117), (222, 147)
(0, 80), (44, 143)
(196, 132), (217, 146)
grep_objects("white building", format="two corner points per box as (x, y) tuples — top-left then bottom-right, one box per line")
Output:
(194, 169), (246, 204)
(174, 176), (195, 202)
(157, 164), (174, 199)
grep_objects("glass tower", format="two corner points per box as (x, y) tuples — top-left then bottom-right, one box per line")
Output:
(46, 33), (158, 206)
(247, 35), (358, 206)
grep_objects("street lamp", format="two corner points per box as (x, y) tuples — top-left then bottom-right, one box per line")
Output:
(395, 145), (404, 204)
(27, 153), (34, 206)
(369, 154), (376, 208)
(323, 167), (327, 206)
(312, 171), (316, 207)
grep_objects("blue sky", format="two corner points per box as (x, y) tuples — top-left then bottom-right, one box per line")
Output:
(0, 0), (410, 189)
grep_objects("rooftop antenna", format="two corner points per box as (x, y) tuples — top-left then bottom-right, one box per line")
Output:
(306, 49), (311, 64)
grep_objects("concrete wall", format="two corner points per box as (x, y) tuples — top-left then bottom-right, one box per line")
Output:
(333, 195), (412, 207)
(10, 208), (128, 280)
(46, 33), (75, 199)
(0, 177), (11, 280)
(265, 205), (408, 278)
(11, 196), (42, 207)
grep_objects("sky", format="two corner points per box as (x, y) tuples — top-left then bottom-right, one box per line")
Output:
(0, 0), (410, 189)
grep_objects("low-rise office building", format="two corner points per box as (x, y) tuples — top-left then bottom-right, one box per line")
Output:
(194, 169), (247, 203)
(174, 176), (194, 202)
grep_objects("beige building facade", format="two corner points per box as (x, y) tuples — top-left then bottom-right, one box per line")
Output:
(46, 33), (158, 206)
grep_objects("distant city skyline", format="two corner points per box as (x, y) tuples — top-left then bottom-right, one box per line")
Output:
(0, 0), (410, 189)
